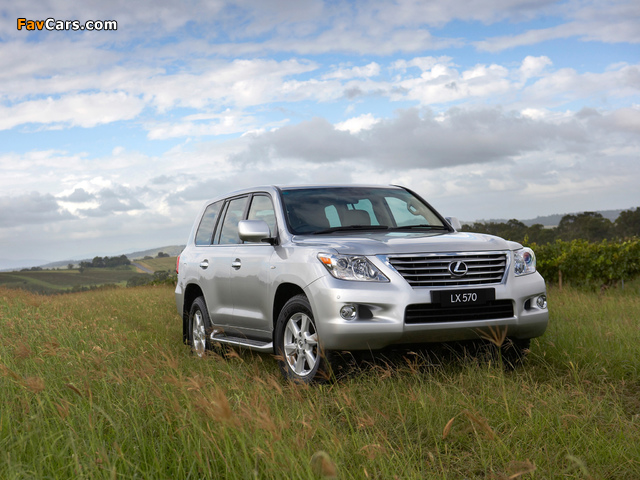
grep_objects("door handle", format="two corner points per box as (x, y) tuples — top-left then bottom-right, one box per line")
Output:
(231, 258), (241, 270)
(199, 260), (209, 269)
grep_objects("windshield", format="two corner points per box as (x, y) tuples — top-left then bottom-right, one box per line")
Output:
(280, 187), (447, 235)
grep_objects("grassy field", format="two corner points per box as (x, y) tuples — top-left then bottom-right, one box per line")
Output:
(0, 265), (157, 295)
(0, 284), (639, 479)
(133, 256), (178, 274)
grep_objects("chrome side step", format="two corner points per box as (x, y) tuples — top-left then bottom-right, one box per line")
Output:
(209, 332), (274, 353)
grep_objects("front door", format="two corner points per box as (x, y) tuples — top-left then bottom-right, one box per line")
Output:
(229, 194), (277, 334)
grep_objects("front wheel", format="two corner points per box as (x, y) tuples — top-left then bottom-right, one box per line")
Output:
(274, 295), (332, 383)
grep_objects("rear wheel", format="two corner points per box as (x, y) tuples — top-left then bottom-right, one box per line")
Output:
(188, 296), (211, 356)
(275, 295), (332, 383)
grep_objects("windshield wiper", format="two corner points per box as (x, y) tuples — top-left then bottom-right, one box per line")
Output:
(311, 225), (390, 235)
(389, 224), (449, 231)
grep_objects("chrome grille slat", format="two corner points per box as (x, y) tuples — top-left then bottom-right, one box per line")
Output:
(387, 252), (508, 287)
(400, 269), (504, 277)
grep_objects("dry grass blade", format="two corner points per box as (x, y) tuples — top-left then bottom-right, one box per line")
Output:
(507, 460), (537, 479)
(477, 325), (508, 347)
(463, 409), (497, 440)
(194, 390), (239, 426)
(14, 341), (33, 359)
(66, 383), (84, 397)
(442, 416), (456, 439)
(23, 376), (45, 393)
(0, 363), (21, 381)
(359, 444), (387, 460)
(310, 451), (337, 478)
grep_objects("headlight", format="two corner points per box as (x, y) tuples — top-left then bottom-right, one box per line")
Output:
(514, 247), (536, 276)
(317, 253), (389, 282)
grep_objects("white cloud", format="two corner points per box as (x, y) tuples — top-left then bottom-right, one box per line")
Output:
(0, 92), (144, 130)
(394, 62), (512, 105)
(522, 64), (640, 107)
(323, 62), (380, 80)
(231, 106), (639, 187)
(137, 58), (319, 111)
(391, 56), (453, 72)
(146, 110), (257, 139)
(335, 113), (380, 134)
(0, 192), (74, 228)
(520, 56), (553, 81)
(475, 0), (640, 52)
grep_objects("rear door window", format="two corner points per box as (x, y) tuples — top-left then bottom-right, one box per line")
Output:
(216, 196), (249, 245)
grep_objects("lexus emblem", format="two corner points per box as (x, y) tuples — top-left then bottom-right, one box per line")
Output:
(448, 261), (468, 277)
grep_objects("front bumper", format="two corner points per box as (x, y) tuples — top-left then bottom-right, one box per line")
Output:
(304, 272), (548, 351)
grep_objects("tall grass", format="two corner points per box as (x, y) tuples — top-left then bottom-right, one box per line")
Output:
(1, 284), (639, 479)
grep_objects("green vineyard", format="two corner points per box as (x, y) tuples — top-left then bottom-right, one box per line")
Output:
(528, 238), (640, 288)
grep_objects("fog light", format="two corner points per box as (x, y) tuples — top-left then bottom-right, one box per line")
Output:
(536, 295), (547, 309)
(340, 304), (357, 320)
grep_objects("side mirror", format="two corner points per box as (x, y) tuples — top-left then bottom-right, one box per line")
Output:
(238, 220), (274, 244)
(444, 216), (462, 231)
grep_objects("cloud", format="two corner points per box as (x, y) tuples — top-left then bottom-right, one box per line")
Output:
(522, 64), (640, 107)
(76, 186), (148, 217)
(231, 105), (640, 173)
(335, 113), (380, 134)
(59, 188), (96, 203)
(475, 0), (640, 52)
(389, 61), (512, 105)
(145, 110), (258, 139)
(0, 192), (74, 228)
(0, 92), (145, 130)
(520, 55), (553, 81)
(323, 62), (380, 80)
(233, 117), (365, 164)
(2, 26), (636, 137)
(1, 0), (226, 40)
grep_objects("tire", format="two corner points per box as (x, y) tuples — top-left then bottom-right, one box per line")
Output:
(274, 295), (332, 383)
(188, 296), (212, 357)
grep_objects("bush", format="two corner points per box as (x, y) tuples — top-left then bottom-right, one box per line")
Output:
(127, 276), (150, 288)
(528, 238), (640, 288)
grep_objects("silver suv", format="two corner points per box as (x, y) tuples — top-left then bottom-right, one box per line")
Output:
(175, 185), (548, 382)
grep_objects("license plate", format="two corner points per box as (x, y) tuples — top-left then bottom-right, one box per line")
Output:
(431, 288), (495, 307)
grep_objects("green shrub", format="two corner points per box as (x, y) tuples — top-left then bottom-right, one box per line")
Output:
(528, 238), (640, 287)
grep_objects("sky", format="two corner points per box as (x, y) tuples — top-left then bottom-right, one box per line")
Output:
(1, 0), (639, 268)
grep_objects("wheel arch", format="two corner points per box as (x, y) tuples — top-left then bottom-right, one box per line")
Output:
(272, 282), (306, 330)
(182, 283), (205, 344)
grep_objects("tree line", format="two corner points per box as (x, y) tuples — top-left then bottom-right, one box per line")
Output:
(462, 207), (640, 244)
(79, 255), (131, 269)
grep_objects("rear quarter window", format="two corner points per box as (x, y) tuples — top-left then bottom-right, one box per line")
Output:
(195, 201), (223, 245)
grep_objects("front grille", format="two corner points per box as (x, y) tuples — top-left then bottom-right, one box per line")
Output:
(387, 252), (508, 287)
(405, 300), (514, 324)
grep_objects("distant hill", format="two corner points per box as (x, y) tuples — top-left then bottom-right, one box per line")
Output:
(125, 245), (185, 260)
(473, 209), (626, 228)
(0, 257), (49, 272)
(37, 245), (185, 270)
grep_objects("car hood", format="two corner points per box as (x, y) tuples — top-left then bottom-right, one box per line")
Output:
(290, 231), (516, 256)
